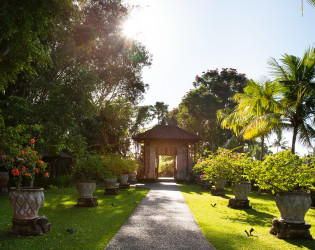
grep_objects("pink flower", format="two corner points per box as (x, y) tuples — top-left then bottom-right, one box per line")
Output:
(30, 139), (35, 144)
(1, 155), (6, 160)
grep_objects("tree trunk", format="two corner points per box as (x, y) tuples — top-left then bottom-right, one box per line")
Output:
(291, 125), (298, 154)
(260, 135), (265, 161)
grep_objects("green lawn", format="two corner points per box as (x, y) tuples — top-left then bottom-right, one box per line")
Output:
(179, 184), (315, 250)
(0, 186), (148, 250)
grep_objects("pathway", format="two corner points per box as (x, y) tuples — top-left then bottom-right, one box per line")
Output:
(104, 182), (215, 250)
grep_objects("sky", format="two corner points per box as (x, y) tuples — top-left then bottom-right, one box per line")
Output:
(123, 0), (315, 155)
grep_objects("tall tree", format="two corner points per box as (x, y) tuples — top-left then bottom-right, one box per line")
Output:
(268, 47), (315, 154)
(218, 79), (282, 160)
(170, 68), (248, 152)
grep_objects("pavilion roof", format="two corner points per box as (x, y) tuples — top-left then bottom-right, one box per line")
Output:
(132, 125), (201, 143)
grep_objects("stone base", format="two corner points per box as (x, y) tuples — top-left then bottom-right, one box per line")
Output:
(119, 183), (131, 189)
(0, 188), (8, 195)
(105, 187), (119, 195)
(129, 180), (137, 184)
(76, 197), (98, 207)
(10, 216), (51, 236)
(211, 188), (225, 196)
(270, 218), (313, 239)
(228, 198), (251, 209)
(201, 184), (212, 190)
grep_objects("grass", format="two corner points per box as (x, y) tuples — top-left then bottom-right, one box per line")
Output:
(179, 184), (315, 250)
(0, 186), (149, 250)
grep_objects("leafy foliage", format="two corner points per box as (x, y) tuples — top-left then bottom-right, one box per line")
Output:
(170, 68), (248, 153)
(268, 47), (315, 153)
(248, 151), (315, 193)
(193, 148), (253, 183)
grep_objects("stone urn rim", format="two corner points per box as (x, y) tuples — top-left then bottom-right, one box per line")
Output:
(10, 187), (44, 191)
(276, 190), (310, 196)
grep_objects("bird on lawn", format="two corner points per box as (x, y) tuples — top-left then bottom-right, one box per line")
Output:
(66, 228), (74, 234)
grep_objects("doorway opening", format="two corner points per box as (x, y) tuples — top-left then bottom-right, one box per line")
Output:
(157, 155), (176, 179)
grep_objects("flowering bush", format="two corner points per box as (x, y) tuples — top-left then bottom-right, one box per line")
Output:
(1, 138), (48, 188)
(248, 151), (315, 193)
(193, 148), (253, 183)
(0, 124), (49, 188)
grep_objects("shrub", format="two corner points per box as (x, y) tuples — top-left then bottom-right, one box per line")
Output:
(248, 150), (315, 194)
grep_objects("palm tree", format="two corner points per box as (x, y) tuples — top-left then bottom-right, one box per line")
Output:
(218, 79), (282, 160)
(302, 0), (315, 16)
(269, 128), (289, 152)
(268, 47), (315, 154)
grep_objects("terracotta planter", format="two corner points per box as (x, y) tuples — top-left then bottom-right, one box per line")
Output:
(275, 191), (312, 224)
(232, 181), (251, 200)
(119, 174), (129, 185)
(76, 182), (96, 198)
(0, 172), (9, 189)
(104, 178), (117, 189)
(9, 187), (44, 220)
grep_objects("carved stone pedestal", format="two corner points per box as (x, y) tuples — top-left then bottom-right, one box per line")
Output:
(201, 184), (212, 190)
(105, 187), (119, 195)
(228, 198), (251, 209)
(211, 188), (225, 196)
(119, 183), (131, 189)
(10, 216), (51, 236)
(76, 197), (98, 207)
(270, 218), (313, 239)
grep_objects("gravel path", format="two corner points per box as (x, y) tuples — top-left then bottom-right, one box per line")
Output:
(104, 182), (215, 250)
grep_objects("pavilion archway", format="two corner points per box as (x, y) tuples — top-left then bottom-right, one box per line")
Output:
(132, 125), (201, 181)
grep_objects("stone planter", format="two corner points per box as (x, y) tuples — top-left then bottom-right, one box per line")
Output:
(211, 178), (226, 196)
(128, 173), (137, 184)
(104, 178), (117, 189)
(0, 172), (9, 195)
(104, 178), (119, 195)
(76, 182), (98, 207)
(119, 174), (129, 185)
(9, 187), (50, 235)
(228, 181), (251, 209)
(310, 189), (315, 207)
(270, 191), (313, 239)
(276, 191), (311, 224)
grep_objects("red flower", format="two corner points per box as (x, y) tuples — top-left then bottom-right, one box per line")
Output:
(11, 169), (19, 176)
(21, 150), (25, 155)
(30, 139), (35, 144)
(11, 158), (14, 162)
(1, 155), (5, 160)
(45, 172), (49, 178)
(35, 168), (39, 173)
(22, 166), (26, 172)
(26, 173), (30, 177)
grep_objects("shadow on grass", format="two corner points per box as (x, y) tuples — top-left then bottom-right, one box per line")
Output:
(227, 208), (275, 227)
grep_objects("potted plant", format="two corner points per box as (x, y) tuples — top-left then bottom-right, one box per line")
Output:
(119, 158), (138, 186)
(227, 151), (253, 209)
(193, 148), (232, 196)
(0, 156), (9, 195)
(73, 151), (104, 207)
(102, 153), (121, 194)
(1, 128), (50, 236)
(249, 151), (314, 239)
